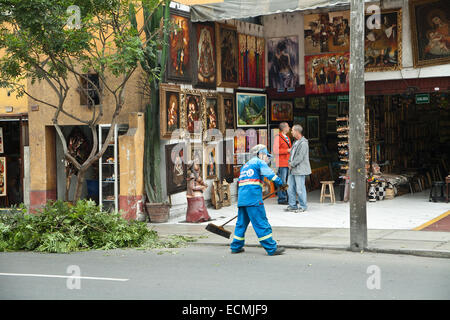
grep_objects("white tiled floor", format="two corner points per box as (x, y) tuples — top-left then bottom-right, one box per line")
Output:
(165, 190), (450, 230)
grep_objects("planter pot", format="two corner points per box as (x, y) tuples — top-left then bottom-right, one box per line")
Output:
(146, 203), (170, 223)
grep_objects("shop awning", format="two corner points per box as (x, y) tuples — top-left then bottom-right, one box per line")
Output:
(189, 0), (351, 22)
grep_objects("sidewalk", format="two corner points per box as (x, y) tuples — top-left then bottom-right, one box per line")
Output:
(149, 190), (450, 258)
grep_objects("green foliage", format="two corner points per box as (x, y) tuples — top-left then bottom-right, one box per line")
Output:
(0, 200), (196, 253)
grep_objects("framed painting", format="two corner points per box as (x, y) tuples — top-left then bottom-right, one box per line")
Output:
(218, 93), (235, 133)
(215, 23), (239, 88)
(267, 36), (299, 90)
(165, 143), (187, 195)
(238, 33), (248, 88)
(307, 116), (320, 141)
(268, 124), (280, 154)
(294, 97), (306, 109)
(256, 37), (265, 89)
(365, 9), (402, 72)
(236, 92), (267, 128)
(258, 129), (268, 146)
(193, 22), (216, 89)
(0, 157), (6, 196)
(189, 142), (204, 180)
(203, 93), (221, 141)
(0, 128), (3, 154)
(293, 116), (306, 131)
(204, 144), (218, 179)
(308, 96), (320, 110)
(160, 83), (182, 139)
(184, 90), (203, 138)
(304, 52), (350, 95)
(304, 11), (350, 55)
(166, 8), (192, 83)
(410, 0), (450, 67)
(245, 129), (258, 152)
(270, 100), (294, 122)
(327, 103), (338, 117)
(327, 120), (337, 134)
(220, 139), (234, 183)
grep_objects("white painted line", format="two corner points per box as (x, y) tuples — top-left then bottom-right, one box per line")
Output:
(0, 273), (129, 282)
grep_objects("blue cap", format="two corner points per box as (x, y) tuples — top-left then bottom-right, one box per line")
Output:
(258, 147), (273, 158)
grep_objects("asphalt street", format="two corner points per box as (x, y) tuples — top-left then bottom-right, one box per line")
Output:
(1, 245), (449, 300)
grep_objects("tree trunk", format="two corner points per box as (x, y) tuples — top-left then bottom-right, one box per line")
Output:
(72, 168), (87, 204)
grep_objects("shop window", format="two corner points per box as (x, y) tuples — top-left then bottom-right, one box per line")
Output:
(79, 73), (100, 107)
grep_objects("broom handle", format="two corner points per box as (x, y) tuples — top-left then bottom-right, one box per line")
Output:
(220, 188), (281, 227)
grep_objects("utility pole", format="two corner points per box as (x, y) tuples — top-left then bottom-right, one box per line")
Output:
(349, 0), (367, 251)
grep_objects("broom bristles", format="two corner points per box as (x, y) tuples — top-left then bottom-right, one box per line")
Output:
(205, 223), (231, 239)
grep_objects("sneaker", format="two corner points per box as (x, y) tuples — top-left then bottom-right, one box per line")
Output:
(231, 248), (245, 254)
(270, 247), (285, 256)
(285, 206), (298, 213)
(297, 208), (306, 213)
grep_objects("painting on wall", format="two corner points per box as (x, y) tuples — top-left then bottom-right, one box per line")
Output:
(270, 100), (294, 122)
(236, 92), (267, 127)
(189, 143), (204, 179)
(308, 96), (320, 110)
(216, 23), (239, 87)
(327, 103), (338, 117)
(166, 9), (192, 83)
(238, 33), (247, 88)
(204, 94), (219, 131)
(205, 144), (218, 179)
(307, 116), (320, 141)
(304, 11), (350, 55)
(327, 120), (337, 134)
(0, 157), (6, 196)
(256, 37), (265, 89)
(184, 90), (203, 137)
(160, 83), (182, 139)
(267, 36), (299, 90)
(221, 139), (234, 183)
(0, 128), (3, 154)
(193, 22), (216, 88)
(218, 93), (235, 133)
(365, 9), (402, 72)
(293, 116), (306, 131)
(304, 52), (350, 95)
(410, 0), (450, 67)
(294, 97), (306, 109)
(165, 143), (187, 195)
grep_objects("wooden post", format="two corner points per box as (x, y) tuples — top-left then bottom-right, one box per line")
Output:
(349, 0), (367, 251)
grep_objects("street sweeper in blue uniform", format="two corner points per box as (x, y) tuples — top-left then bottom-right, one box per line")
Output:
(230, 144), (288, 256)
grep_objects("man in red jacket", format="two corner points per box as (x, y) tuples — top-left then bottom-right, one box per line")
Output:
(272, 122), (292, 205)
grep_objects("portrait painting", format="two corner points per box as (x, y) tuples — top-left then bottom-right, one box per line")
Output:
(205, 96), (219, 130)
(216, 23), (238, 87)
(189, 143), (204, 179)
(365, 9), (402, 72)
(184, 91), (203, 137)
(304, 52), (350, 95)
(160, 83), (181, 139)
(219, 93), (235, 133)
(304, 11), (350, 55)
(193, 22), (216, 88)
(165, 143), (187, 195)
(307, 116), (320, 141)
(166, 9), (192, 83)
(267, 36), (299, 90)
(236, 92), (267, 127)
(410, 0), (450, 67)
(270, 100), (294, 122)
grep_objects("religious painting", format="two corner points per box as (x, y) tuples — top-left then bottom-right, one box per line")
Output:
(294, 97), (306, 109)
(245, 129), (258, 152)
(216, 23), (238, 87)
(304, 11), (350, 55)
(410, 0), (450, 67)
(160, 83), (181, 139)
(165, 143), (187, 195)
(327, 120), (337, 134)
(0, 128), (3, 154)
(267, 36), (299, 90)
(193, 22), (216, 88)
(234, 132), (246, 154)
(220, 139), (234, 183)
(258, 129), (268, 146)
(204, 94), (219, 131)
(204, 144), (218, 179)
(365, 9), (402, 72)
(238, 33), (248, 88)
(307, 116), (320, 141)
(327, 103), (338, 117)
(218, 93), (235, 133)
(0, 157), (6, 196)
(189, 143), (204, 179)
(246, 35), (257, 88)
(304, 52), (350, 95)
(270, 100), (294, 122)
(166, 9), (192, 83)
(236, 92), (267, 127)
(184, 90), (203, 137)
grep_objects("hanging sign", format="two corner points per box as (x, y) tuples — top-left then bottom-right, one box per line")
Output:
(415, 93), (430, 104)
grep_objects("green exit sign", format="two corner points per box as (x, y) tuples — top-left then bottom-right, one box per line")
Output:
(415, 93), (430, 104)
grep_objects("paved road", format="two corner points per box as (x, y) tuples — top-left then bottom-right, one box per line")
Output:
(1, 245), (449, 300)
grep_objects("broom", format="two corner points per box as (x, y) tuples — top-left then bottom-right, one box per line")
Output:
(205, 188), (282, 239)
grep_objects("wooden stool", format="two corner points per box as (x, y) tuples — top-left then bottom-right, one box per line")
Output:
(320, 181), (336, 204)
